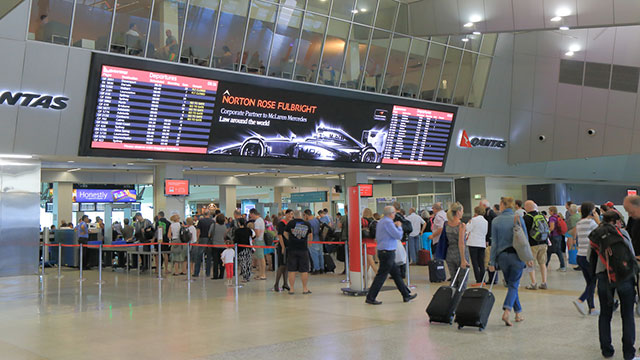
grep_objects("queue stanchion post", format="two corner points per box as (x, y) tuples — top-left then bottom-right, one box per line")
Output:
(405, 241), (414, 289)
(186, 242), (193, 282)
(273, 243), (278, 273)
(56, 242), (63, 279)
(363, 243), (368, 290)
(233, 244), (242, 289)
(40, 242), (45, 276)
(341, 242), (350, 284)
(158, 242), (163, 280)
(78, 244), (85, 282)
(97, 243), (105, 285)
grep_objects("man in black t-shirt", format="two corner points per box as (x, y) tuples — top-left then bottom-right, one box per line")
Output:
(284, 210), (312, 294)
(193, 210), (214, 277)
(274, 209), (293, 292)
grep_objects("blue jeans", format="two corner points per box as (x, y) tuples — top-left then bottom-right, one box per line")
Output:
(576, 255), (596, 309)
(408, 235), (421, 263)
(497, 251), (525, 313)
(597, 273), (636, 359)
(308, 245), (324, 271)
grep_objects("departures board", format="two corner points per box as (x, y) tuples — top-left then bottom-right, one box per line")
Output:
(81, 53), (458, 171)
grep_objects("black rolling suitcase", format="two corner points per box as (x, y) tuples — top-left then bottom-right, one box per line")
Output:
(428, 259), (446, 283)
(324, 254), (336, 272)
(455, 271), (496, 331)
(426, 267), (469, 324)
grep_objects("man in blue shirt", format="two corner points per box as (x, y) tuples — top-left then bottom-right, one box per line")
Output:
(365, 206), (417, 305)
(305, 210), (323, 274)
(76, 215), (91, 269)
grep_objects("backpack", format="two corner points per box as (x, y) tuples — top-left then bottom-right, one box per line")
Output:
(264, 230), (276, 246)
(143, 224), (155, 240)
(526, 213), (550, 243)
(557, 217), (568, 235)
(401, 216), (413, 235)
(157, 220), (168, 237)
(319, 222), (335, 242)
(368, 220), (378, 239)
(179, 226), (191, 243)
(361, 218), (371, 239)
(589, 223), (639, 286)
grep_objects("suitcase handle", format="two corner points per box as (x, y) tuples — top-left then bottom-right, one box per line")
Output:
(451, 266), (470, 292)
(480, 270), (497, 292)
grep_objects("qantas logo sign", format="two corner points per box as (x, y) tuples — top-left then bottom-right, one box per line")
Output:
(458, 130), (507, 149)
(0, 91), (69, 110)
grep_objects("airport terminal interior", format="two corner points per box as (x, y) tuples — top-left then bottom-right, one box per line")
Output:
(2, 0), (640, 359)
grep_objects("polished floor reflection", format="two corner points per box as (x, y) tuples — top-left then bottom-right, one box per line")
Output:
(0, 260), (626, 359)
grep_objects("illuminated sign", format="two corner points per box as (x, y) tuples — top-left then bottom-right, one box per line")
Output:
(0, 91), (68, 110)
(359, 184), (373, 197)
(165, 179), (190, 196)
(628, 189), (637, 196)
(458, 130), (506, 149)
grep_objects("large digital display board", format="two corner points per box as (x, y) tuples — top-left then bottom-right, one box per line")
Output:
(80, 54), (457, 171)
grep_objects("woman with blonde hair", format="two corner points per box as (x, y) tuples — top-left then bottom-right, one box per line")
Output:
(361, 208), (379, 276)
(441, 202), (469, 287)
(167, 213), (186, 275)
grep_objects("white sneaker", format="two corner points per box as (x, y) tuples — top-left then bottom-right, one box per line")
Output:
(558, 267), (567, 272)
(589, 309), (600, 316)
(573, 299), (587, 316)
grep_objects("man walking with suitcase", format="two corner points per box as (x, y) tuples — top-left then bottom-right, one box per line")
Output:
(365, 206), (417, 305)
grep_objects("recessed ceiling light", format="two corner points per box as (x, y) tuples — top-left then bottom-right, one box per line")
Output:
(375, 165), (381, 169)
(569, 44), (581, 52)
(555, 8), (571, 17)
(469, 14), (482, 23)
(463, 22), (474, 28)
(351, 9), (359, 13)
(550, 16), (562, 22)
(565, 51), (574, 56)
(559, 26), (570, 30)
(462, 38), (469, 42)
(127, 162), (134, 166)
(67, 168), (81, 172)
(0, 154), (32, 159)
(360, 8), (367, 12)
(67, 160), (75, 163)
(473, 31), (481, 35)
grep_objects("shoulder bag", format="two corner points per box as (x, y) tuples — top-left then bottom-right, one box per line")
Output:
(512, 216), (534, 262)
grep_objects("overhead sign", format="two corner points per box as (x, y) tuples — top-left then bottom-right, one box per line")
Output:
(290, 191), (328, 203)
(75, 189), (137, 203)
(628, 189), (637, 196)
(359, 184), (373, 197)
(0, 91), (68, 110)
(458, 130), (506, 149)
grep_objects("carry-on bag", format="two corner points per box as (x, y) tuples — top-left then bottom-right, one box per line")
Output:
(428, 259), (446, 282)
(455, 271), (496, 331)
(426, 267), (470, 324)
(418, 249), (431, 266)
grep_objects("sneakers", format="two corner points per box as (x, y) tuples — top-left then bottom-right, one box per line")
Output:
(558, 267), (567, 272)
(525, 283), (537, 290)
(538, 283), (548, 290)
(573, 299), (588, 316)
(589, 309), (600, 316)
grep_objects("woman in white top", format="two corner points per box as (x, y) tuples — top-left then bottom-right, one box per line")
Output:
(466, 206), (489, 284)
(185, 217), (197, 275)
(167, 214), (186, 276)
(570, 201), (600, 315)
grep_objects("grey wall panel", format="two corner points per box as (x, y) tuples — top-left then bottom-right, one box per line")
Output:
(508, 109), (532, 163)
(612, 26), (640, 67)
(407, 0), (437, 37)
(483, 0), (514, 32)
(585, 28), (615, 65)
(606, 90), (637, 129)
(580, 87), (609, 124)
(433, 0), (460, 36)
(536, 31), (563, 59)
(577, 120), (605, 158)
(512, 0), (544, 30)
(555, 84), (582, 119)
(613, 0), (640, 25)
(0, 38), (25, 153)
(529, 112), (554, 162)
(543, 0), (578, 29)
(532, 56), (559, 114)
(636, 93), (640, 130)
(0, 0), (28, 42)
(603, 125), (633, 156)
(15, 42), (69, 155)
(514, 32), (537, 56)
(632, 131), (640, 154)
(551, 116), (579, 160)
(511, 53), (536, 111)
(577, 0), (614, 27)
(58, 48), (91, 156)
(457, 0), (486, 33)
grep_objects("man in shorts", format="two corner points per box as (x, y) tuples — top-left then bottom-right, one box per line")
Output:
(523, 200), (549, 290)
(284, 210), (312, 295)
(249, 209), (267, 280)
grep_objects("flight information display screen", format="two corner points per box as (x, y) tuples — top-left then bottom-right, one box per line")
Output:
(81, 54), (457, 171)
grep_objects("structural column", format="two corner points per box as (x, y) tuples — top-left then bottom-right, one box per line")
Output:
(53, 182), (73, 227)
(343, 172), (369, 291)
(219, 185), (237, 215)
(153, 164), (185, 220)
(273, 186), (284, 214)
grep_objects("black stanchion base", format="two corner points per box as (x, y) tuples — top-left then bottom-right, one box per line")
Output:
(341, 287), (369, 296)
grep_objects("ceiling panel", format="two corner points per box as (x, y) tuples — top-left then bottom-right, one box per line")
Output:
(606, 90), (638, 129)
(483, 0), (514, 32)
(580, 87), (609, 124)
(433, 0), (461, 36)
(577, 0), (614, 27)
(529, 112), (555, 162)
(602, 125), (633, 156)
(543, 0), (578, 28)
(513, 0), (545, 30)
(551, 116), (579, 160)
(555, 83), (583, 119)
(533, 56), (560, 114)
(613, 0), (640, 25)
(508, 109), (533, 163)
(612, 26), (640, 67)
(457, 0), (486, 33)
(511, 53), (536, 111)
(632, 130), (640, 153)
(577, 121), (605, 158)
(584, 27), (615, 64)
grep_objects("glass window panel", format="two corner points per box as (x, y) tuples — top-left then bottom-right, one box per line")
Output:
(181, 0), (220, 67)
(318, 19), (349, 86)
(294, 13), (327, 82)
(374, 0), (397, 31)
(267, 7), (303, 79)
(71, 0), (115, 51)
(29, 0), (74, 45)
(418, 195), (435, 211)
(353, 0), (376, 26)
(331, 0), (356, 20)
(212, 0), (249, 70)
(340, 24), (370, 89)
(363, 29), (390, 92)
(394, 3), (408, 35)
(401, 38), (428, 98)
(307, 0), (330, 15)
(110, 0), (153, 56)
(479, 33), (497, 55)
(467, 55), (491, 107)
(419, 42), (445, 101)
(452, 51), (477, 105)
(382, 35), (409, 95)
(436, 47), (462, 103)
(242, 0), (277, 74)
(279, 0), (305, 9)
(430, 36), (448, 45)
(147, 0), (187, 61)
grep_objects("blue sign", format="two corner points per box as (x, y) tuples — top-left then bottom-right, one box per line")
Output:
(290, 191), (327, 203)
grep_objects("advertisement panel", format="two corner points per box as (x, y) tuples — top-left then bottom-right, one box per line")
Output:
(75, 189), (137, 203)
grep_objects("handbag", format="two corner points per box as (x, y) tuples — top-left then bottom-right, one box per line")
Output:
(512, 216), (534, 262)
(434, 223), (449, 260)
(395, 240), (407, 264)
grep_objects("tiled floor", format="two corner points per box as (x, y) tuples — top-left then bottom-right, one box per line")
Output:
(0, 260), (631, 359)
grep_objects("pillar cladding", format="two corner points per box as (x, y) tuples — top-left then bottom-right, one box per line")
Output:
(153, 164), (185, 220)
(53, 182), (73, 227)
(219, 185), (237, 215)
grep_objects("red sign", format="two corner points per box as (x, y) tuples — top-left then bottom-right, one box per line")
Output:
(165, 179), (190, 196)
(359, 184), (373, 197)
(459, 129), (472, 148)
(628, 189), (637, 196)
